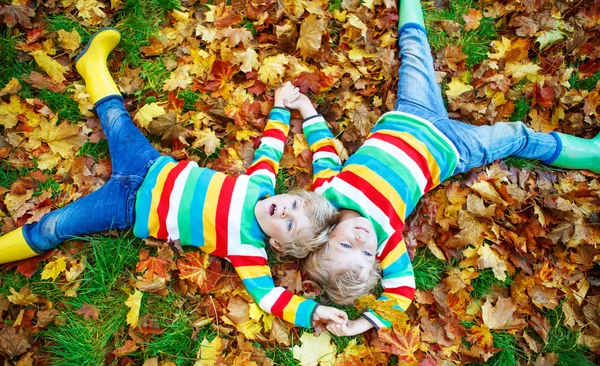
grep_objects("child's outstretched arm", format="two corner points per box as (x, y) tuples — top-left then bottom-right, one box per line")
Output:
(286, 94), (343, 191)
(245, 82), (300, 181)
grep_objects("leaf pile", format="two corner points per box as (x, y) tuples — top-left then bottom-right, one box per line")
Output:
(1, 0), (600, 365)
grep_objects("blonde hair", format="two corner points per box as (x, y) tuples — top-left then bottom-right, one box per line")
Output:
(304, 245), (381, 305)
(275, 189), (340, 259)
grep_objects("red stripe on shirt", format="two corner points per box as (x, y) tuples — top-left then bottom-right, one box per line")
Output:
(315, 145), (337, 155)
(246, 160), (275, 176)
(262, 128), (286, 142)
(156, 162), (189, 239)
(228, 255), (268, 267)
(378, 232), (404, 263)
(370, 131), (434, 192)
(385, 286), (416, 300)
(270, 290), (293, 318)
(340, 171), (405, 231)
(312, 176), (335, 190)
(211, 175), (235, 257)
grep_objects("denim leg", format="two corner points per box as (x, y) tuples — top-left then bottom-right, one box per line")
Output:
(21, 177), (140, 251)
(395, 26), (448, 118)
(95, 98), (161, 177)
(433, 118), (559, 174)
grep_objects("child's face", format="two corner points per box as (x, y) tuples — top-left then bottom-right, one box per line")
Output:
(255, 194), (312, 246)
(327, 216), (377, 273)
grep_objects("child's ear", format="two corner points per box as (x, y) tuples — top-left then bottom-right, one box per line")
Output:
(269, 238), (282, 251)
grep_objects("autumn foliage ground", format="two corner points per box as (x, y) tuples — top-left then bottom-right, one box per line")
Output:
(1, 0), (600, 365)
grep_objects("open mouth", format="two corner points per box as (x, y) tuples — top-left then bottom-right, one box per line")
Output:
(270, 204), (276, 216)
(355, 226), (369, 234)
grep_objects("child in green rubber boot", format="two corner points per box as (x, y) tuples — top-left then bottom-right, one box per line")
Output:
(0, 28), (347, 330)
(292, 0), (600, 336)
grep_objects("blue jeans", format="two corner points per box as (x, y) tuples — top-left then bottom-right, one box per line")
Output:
(22, 98), (161, 252)
(394, 26), (559, 174)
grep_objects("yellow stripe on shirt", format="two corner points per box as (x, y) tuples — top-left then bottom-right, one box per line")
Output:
(148, 161), (177, 237)
(380, 239), (407, 270)
(202, 173), (226, 253)
(344, 164), (407, 220)
(236, 265), (271, 280)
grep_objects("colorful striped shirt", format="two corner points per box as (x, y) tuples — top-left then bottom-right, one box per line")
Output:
(303, 111), (459, 329)
(133, 107), (318, 328)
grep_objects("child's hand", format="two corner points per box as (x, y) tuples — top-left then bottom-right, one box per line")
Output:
(274, 81), (300, 108)
(313, 305), (348, 325)
(326, 317), (374, 336)
(283, 93), (316, 117)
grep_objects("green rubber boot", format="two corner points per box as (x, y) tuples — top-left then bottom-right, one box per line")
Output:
(399, 0), (425, 29)
(547, 133), (600, 174)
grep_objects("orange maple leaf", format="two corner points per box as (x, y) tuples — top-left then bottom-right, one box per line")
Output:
(136, 249), (169, 279)
(194, 60), (234, 99)
(377, 325), (420, 365)
(177, 251), (210, 288)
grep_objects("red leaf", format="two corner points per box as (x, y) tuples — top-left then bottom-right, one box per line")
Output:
(77, 304), (100, 320)
(13, 250), (54, 278)
(10, 178), (37, 194)
(295, 72), (322, 94)
(25, 28), (44, 44)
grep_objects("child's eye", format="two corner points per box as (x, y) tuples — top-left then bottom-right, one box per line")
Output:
(363, 251), (373, 257)
(292, 200), (297, 209)
(341, 242), (351, 249)
(287, 220), (293, 231)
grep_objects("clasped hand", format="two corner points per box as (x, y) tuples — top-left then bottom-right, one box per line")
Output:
(312, 306), (374, 336)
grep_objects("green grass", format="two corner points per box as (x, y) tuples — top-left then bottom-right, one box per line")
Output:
(265, 345), (300, 366)
(0, 29), (34, 97)
(37, 89), (82, 122)
(426, 0), (498, 68)
(178, 89), (201, 112)
(45, 13), (93, 45)
(412, 248), (447, 291)
(275, 168), (292, 195)
(140, 58), (172, 96)
(485, 332), (524, 366)
(509, 98), (531, 123)
(78, 139), (110, 162)
(569, 69), (600, 92)
(113, 0), (169, 67)
(503, 156), (545, 171)
(0, 161), (20, 191)
(470, 268), (512, 300)
(328, 0), (343, 12)
(542, 305), (595, 366)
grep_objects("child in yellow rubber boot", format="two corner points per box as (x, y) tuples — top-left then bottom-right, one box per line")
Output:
(0, 28), (347, 330)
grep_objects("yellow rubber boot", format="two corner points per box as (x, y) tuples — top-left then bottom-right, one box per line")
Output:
(0, 227), (40, 264)
(75, 28), (123, 105)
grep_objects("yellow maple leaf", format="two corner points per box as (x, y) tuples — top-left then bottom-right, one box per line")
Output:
(41, 257), (67, 282)
(29, 50), (66, 83)
(348, 48), (378, 61)
(504, 61), (542, 82)
(57, 29), (82, 51)
(297, 14), (326, 58)
(0, 94), (27, 129)
(134, 103), (166, 129)
(445, 77), (473, 98)
(7, 286), (40, 306)
(194, 336), (224, 366)
(163, 64), (192, 92)
(292, 332), (336, 366)
(233, 48), (260, 73)
(76, 0), (107, 23)
(347, 14), (367, 39)
(125, 290), (143, 328)
(248, 303), (274, 332)
(0, 78), (22, 97)
(32, 116), (87, 158)
(488, 36), (512, 60)
(191, 128), (220, 156)
(477, 244), (509, 281)
(293, 133), (309, 157)
(258, 54), (289, 85)
(235, 319), (263, 340)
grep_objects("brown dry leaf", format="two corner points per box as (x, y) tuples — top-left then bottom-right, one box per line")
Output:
(477, 244), (509, 281)
(77, 303), (100, 320)
(0, 326), (31, 358)
(227, 295), (250, 324)
(297, 14), (326, 58)
(481, 297), (526, 330)
(0, 78), (22, 96)
(463, 9), (482, 31)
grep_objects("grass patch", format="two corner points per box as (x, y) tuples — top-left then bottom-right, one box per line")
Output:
(329, 0), (343, 12)
(569, 69), (600, 92)
(264, 345), (300, 366)
(275, 168), (292, 194)
(45, 13), (92, 45)
(152, 0), (182, 12)
(412, 248), (447, 291)
(37, 89), (81, 122)
(178, 89), (201, 112)
(78, 139), (110, 162)
(426, 0), (498, 68)
(509, 98), (530, 122)
(470, 267), (512, 300)
(485, 331), (524, 366)
(542, 305), (595, 366)
(0, 161), (20, 191)
(0, 29), (34, 97)
(141, 58), (172, 95)
(243, 18), (257, 36)
(113, 0), (168, 67)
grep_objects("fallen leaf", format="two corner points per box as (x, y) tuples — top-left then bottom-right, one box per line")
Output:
(125, 290), (143, 328)
(41, 257), (67, 282)
(292, 332), (337, 366)
(77, 303), (100, 320)
(29, 50), (66, 83)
